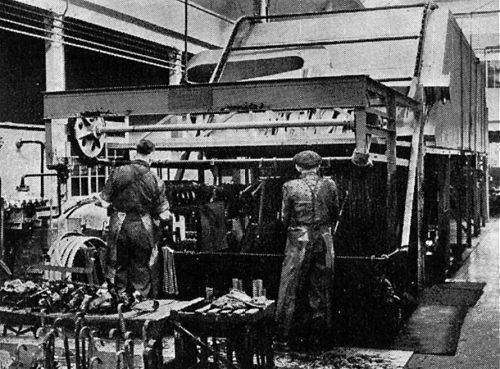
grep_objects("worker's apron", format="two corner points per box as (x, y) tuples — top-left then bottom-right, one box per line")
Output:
(276, 176), (335, 338)
(105, 211), (160, 297)
(275, 225), (334, 338)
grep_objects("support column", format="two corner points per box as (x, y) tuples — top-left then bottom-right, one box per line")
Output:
(472, 154), (481, 235)
(465, 156), (472, 248)
(386, 93), (398, 253)
(455, 157), (463, 251)
(436, 155), (451, 282)
(45, 14), (66, 92)
(482, 154), (489, 222)
(254, 0), (268, 17)
(416, 118), (426, 290)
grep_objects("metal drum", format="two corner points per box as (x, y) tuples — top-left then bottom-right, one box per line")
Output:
(46, 233), (106, 284)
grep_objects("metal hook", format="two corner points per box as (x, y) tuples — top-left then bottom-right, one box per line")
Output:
(15, 344), (27, 369)
(89, 356), (103, 369)
(124, 339), (135, 369)
(117, 303), (127, 336)
(116, 350), (126, 369)
(79, 326), (95, 369)
(142, 320), (152, 350)
(109, 328), (122, 352)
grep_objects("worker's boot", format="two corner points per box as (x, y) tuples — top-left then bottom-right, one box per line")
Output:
(310, 316), (329, 352)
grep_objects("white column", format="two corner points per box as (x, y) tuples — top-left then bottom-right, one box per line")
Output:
(170, 49), (184, 86)
(254, 0), (268, 17)
(45, 14), (66, 92)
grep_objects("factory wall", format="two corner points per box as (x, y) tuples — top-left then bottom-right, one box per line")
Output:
(0, 124), (57, 202)
(0, 30), (45, 125)
(427, 13), (488, 153)
(65, 46), (172, 90)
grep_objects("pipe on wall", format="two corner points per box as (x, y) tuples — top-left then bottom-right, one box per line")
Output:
(15, 140), (46, 198)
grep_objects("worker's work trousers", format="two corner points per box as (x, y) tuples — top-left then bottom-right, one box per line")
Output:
(275, 225), (334, 338)
(106, 212), (160, 298)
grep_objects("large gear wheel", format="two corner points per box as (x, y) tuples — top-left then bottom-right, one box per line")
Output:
(68, 116), (106, 165)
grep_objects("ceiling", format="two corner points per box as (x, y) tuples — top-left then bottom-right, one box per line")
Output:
(191, 0), (499, 19)
(190, 0), (365, 20)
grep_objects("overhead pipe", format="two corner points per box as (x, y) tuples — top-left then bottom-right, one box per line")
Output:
(96, 118), (353, 135)
(15, 140), (46, 198)
(97, 154), (409, 169)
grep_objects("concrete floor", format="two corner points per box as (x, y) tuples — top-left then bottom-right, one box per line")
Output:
(406, 217), (500, 369)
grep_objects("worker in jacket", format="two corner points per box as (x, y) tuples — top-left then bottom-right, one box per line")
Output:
(98, 139), (171, 303)
(276, 150), (339, 349)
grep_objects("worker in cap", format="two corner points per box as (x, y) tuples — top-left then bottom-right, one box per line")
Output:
(293, 150), (322, 169)
(98, 139), (171, 305)
(276, 150), (339, 350)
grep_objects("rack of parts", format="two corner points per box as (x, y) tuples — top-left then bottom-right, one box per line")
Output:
(171, 298), (275, 369)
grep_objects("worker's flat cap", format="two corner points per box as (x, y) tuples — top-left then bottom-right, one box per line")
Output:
(293, 150), (322, 169)
(136, 139), (155, 155)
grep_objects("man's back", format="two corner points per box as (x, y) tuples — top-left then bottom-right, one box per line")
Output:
(101, 160), (167, 216)
(282, 173), (339, 227)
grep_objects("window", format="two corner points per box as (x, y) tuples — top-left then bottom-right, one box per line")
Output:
(486, 47), (500, 88)
(487, 60), (500, 88)
(69, 149), (129, 197)
(71, 164), (106, 197)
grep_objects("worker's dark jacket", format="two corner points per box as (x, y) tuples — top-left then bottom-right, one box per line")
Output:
(276, 172), (339, 337)
(101, 159), (169, 297)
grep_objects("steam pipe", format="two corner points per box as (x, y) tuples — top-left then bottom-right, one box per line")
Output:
(17, 173), (57, 192)
(15, 140), (46, 198)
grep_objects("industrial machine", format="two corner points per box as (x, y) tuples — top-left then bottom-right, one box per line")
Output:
(41, 2), (488, 344)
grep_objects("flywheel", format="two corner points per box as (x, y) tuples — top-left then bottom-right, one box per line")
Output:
(68, 116), (106, 165)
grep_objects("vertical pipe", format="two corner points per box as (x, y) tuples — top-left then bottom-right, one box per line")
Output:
(459, 33), (464, 150)
(0, 177), (4, 261)
(41, 146), (45, 198)
(184, 0), (188, 82)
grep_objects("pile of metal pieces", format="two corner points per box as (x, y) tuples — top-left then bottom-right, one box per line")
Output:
(0, 279), (118, 314)
(3, 199), (49, 229)
(165, 182), (213, 209)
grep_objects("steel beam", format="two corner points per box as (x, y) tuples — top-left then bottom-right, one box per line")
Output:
(44, 76), (420, 119)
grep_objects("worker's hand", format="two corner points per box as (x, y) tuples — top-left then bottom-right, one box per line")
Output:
(92, 195), (109, 209)
(159, 210), (173, 224)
